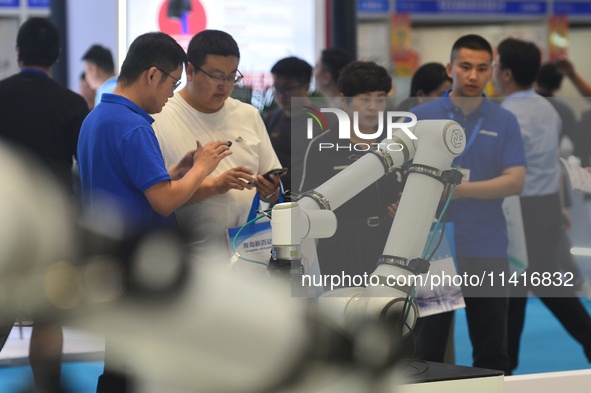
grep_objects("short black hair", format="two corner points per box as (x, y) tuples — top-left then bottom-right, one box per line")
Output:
(319, 48), (354, 84)
(82, 44), (115, 74)
(271, 56), (313, 85)
(497, 37), (541, 88)
(118, 32), (187, 86)
(16, 17), (60, 67)
(338, 61), (392, 97)
(450, 34), (493, 63)
(537, 62), (563, 92)
(410, 62), (451, 96)
(187, 30), (240, 67)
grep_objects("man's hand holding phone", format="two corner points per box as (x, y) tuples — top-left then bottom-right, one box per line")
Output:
(256, 168), (287, 203)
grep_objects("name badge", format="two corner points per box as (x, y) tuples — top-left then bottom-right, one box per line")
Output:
(459, 168), (471, 183)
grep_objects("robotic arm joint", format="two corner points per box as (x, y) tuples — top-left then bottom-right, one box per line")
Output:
(377, 255), (431, 275)
(406, 164), (464, 186)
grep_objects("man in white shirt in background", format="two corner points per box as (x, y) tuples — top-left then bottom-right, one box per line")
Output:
(494, 37), (591, 374)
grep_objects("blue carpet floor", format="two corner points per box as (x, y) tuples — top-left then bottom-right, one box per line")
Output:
(1, 298), (590, 392)
(454, 297), (591, 374)
(0, 361), (103, 393)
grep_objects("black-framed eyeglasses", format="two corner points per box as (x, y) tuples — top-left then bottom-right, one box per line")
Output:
(156, 67), (182, 90)
(197, 66), (243, 85)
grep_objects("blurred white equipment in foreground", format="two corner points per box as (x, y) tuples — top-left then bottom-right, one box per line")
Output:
(0, 141), (434, 393)
(0, 117), (466, 392)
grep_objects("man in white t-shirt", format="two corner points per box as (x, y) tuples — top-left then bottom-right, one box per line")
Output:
(153, 30), (282, 264)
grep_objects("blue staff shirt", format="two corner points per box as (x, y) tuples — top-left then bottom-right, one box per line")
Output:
(412, 93), (526, 258)
(78, 93), (176, 233)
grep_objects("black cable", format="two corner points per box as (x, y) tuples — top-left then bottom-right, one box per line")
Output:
(399, 291), (412, 331)
(426, 215), (448, 262)
(397, 321), (430, 377)
(403, 359), (430, 377)
(394, 322), (429, 378)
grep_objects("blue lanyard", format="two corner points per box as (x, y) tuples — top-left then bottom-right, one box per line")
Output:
(448, 110), (484, 165)
(20, 69), (49, 77)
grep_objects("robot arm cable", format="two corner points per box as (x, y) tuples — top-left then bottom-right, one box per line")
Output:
(231, 213), (271, 266)
(422, 183), (457, 261)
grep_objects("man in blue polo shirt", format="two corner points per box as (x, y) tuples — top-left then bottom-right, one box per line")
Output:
(77, 32), (231, 393)
(411, 34), (526, 374)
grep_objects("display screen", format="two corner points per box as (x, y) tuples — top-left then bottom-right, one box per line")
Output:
(125, 0), (318, 101)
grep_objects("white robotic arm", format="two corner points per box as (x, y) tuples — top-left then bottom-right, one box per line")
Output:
(271, 119), (466, 332)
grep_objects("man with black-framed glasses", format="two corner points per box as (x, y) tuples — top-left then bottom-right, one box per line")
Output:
(195, 64), (243, 86)
(156, 66), (182, 90)
(153, 29), (282, 267)
(79, 31), (231, 393)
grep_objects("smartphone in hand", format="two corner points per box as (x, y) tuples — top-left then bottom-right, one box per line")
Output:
(262, 167), (288, 181)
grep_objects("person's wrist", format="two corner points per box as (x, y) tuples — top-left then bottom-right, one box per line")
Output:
(210, 178), (223, 195)
(261, 191), (275, 200)
(173, 165), (185, 180)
